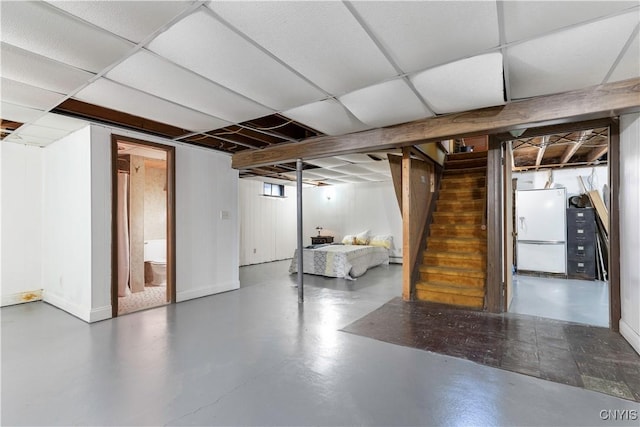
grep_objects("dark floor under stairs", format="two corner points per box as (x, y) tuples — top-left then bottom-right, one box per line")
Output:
(416, 151), (488, 309)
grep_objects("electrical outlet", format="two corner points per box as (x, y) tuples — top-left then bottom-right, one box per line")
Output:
(253, 248), (257, 254)
(220, 210), (230, 220)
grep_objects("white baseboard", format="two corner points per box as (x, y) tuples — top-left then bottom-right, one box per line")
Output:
(177, 280), (239, 302)
(1, 289), (43, 307)
(619, 319), (640, 355)
(90, 305), (112, 322)
(43, 291), (90, 323)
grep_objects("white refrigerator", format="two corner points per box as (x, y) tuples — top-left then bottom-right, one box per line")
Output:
(516, 188), (567, 274)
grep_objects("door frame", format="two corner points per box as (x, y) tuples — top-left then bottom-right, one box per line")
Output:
(111, 134), (176, 317)
(487, 118), (621, 330)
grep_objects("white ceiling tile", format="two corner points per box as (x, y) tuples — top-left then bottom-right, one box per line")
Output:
(339, 176), (372, 184)
(508, 11), (639, 99)
(74, 78), (230, 132)
(321, 179), (349, 185)
(282, 99), (371, 136)
(301, 170), (325, 180)
(609, 30), (640, 82)
(4, 133), (55, 147)
(15, 124), (71, 140)
(148, 10), (325, 111)
(329, 164), (376, 175)
(334, 154), (379, 164)
(1, 43), (94, 94)
(106, 50), (272, 123)
(307, 169), (348, 179)
(305, 157), (350, 168)
(31, 113), (88, 133)
(503, 1), (639, 43)
(361, 173), (391, 182)
(1, 102), (45, 123)
(1, 1), (134, 73)
(1, 78), (66, 111)
(359, 160), (392, 174)
(350, 1), (499, 73)
(46, 1), (193, 43)
(209, 1), (397, 95)
(411, 53), (505, 114)
(339, 79), (432, 128)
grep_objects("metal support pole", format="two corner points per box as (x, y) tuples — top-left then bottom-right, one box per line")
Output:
(296, 158), (304, 303)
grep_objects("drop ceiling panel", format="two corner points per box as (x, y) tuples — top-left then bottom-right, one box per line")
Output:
(1, 78), (66, 111)
(14, 124), (71, 140)
(503, 1), (639, 43)
(361, 173), (391, 182)
(339, 79), (433, 128)
(31, 113), (88, 133)
(411, 53), (505, 114)
(609, 30), (640, 82)
(4, 133), (55, 147)
(351, 1), (500, 73)
(308, 169), (348, 179)
(74, 78), (230, 132)
(1, 43), (94, 94)
(147, 10), (325, 111)
(334, 154), (378, 164)
(329, 164), (376, 175)
(322, 179), (349, 185)
(106, 50), (272, 123)
(1, 102), (45, 123)
(305, 158), (350, 168)
(0, 1), (134, 73)
(282, 99), (371, 136)
(209, 1), (398, 95)
(508, 11), (639, 99)
(46, 0), (192, 43)
(360, 161), (392, 174)
(339, 176), (372, 184)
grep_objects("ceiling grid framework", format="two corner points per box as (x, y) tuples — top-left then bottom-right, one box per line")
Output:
(0, 0), (638, 173)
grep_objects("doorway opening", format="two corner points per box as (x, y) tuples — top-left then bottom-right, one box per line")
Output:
(111, 135), (175, 316)
(502, 123), (614, 328)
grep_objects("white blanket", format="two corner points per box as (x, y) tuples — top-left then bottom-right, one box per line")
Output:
(289, 244), (389, 280)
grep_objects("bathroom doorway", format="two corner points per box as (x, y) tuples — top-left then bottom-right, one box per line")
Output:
(111, 135), (175, 316)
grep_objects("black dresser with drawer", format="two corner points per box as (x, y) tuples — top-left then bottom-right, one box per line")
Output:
(566, 208), (596, 280)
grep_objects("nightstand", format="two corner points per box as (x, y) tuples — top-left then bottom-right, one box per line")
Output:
(311, 236), (334, 245)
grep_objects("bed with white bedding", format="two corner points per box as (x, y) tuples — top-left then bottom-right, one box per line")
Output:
(288, 244), (389, 280)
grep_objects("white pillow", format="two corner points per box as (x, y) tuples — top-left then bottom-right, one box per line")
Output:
(341, 234), (356, 245)
(370, 234), (393, 249)
(355, 230), (371, 245)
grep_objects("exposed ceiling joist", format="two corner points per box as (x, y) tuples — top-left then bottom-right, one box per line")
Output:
(232, 77), (640, 169)
(560, 129), (592, 166)
(587, 145), (609, 163)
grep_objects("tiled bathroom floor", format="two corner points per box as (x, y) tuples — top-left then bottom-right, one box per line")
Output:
(342, 297), (640, 402)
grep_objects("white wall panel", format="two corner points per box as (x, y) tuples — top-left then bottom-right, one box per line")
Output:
(619, 113), (640, 354)
(0, 142), (43, 306)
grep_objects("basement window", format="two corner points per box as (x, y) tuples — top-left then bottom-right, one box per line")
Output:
(263, 182), (285, 198)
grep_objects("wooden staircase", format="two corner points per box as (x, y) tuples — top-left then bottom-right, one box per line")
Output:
(415, 151), (488, 309)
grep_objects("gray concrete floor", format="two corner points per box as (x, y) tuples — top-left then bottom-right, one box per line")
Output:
(2, 261), (638, 426)
(510, 274), (610, 327)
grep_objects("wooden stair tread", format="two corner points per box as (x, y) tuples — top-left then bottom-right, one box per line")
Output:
(424, 250), (486, 259)
(430, 223), (484, 230)
(416, 281), (486, 297)
(419, 265), (486, 278)
(443, 166), (487, 175)
(446, 151), (489, 161)
(433, 210), (484, 217)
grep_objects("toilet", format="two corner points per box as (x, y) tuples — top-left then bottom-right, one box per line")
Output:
(144, 239), (167, 286)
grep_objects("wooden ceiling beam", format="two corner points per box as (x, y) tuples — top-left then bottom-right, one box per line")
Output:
(535, 136), (549, 170)
(232, 77), (640, 169)
(560, 130), (592, 166)
(587, 145), (609, 163)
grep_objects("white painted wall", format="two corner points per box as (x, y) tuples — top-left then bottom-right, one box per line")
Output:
(239, 178), (297, 265)
(619, 113), (640, 354)
(41, 126), (94, 321)
(303, 181), (402, 260)
(514, 166), (608, 202)
(0, 142), (43, 306)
